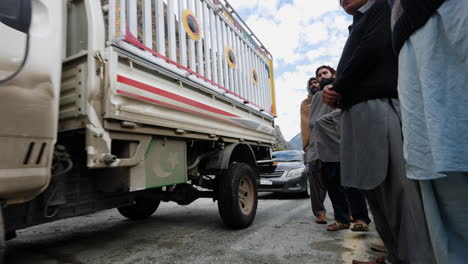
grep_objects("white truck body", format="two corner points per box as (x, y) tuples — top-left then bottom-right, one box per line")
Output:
(0, 0), (277, 250)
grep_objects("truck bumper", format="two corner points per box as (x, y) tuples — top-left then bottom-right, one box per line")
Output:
(257, 175), (306, 193)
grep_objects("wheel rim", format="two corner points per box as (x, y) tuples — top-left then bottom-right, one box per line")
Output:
(306, 177), (311, 197)
(238, 175), (255, 215)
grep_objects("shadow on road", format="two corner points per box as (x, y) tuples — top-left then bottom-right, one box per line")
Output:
(258, 192), (309, 200)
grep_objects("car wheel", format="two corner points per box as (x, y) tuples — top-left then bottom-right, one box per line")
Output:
(118, 196), (161, 220)
(217, 162), (258, 229)
(299, 176), (310, 198)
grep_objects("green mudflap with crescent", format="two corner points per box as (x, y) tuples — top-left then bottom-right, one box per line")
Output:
(144, 137), (187, 189)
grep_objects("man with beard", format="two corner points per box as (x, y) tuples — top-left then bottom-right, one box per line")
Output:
(301, 77), (320, 153)
(311, 66), (370, 232)
(322, 0), (435, 263)
(306, 66), (370, 230)
(305, 68), (334, 225)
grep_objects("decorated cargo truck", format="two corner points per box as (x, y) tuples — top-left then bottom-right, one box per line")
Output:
(0, 0), (277, 257)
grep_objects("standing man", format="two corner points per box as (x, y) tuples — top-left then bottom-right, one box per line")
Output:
(312, 66), (371, 232)
(323, 0), (435, 263)
(390, 1), (468, 263)
(303, 75), (329, 224)
(301, 77), (320, 153)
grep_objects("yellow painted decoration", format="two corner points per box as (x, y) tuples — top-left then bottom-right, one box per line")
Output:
(269, 59), (277, 116)
(182, 9), (201, 41)
(225, 46), (237, 69)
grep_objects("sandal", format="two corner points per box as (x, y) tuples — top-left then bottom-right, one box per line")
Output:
(315, 212), (327, 224)
(351, 222), (369, 232)
(327, 222), (350, 231)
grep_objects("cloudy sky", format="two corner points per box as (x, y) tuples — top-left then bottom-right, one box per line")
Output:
(229, 0), (352, 141)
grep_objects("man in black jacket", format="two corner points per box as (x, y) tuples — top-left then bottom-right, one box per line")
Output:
(323, 0), (435, 263)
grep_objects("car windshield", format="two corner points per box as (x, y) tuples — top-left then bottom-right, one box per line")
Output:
(272, 151), (303, 162)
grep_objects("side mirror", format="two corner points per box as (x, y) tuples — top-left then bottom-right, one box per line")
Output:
(0, 0), (32, 34)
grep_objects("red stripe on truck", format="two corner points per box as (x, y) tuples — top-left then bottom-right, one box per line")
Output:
(117, 75), (239, 118)
(116, 89), (241, 127)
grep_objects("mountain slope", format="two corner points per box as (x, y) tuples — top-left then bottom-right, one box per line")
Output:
(288, 133), (302, 150)
(274, 125), (291, 150)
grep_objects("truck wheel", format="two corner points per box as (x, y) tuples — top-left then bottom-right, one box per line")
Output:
(217, 162), (258, 229)
(117, 197), (161, 220)
(0, 207), (5, 262)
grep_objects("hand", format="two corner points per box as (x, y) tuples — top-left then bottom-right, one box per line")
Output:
(322, 85), (341, 108)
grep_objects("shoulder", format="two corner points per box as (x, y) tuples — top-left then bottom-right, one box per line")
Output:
(369, 0), (391, 14)
(301, 97), (311, 105)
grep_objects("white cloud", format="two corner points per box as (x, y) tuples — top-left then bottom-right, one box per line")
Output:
(229, 0), (280, 15)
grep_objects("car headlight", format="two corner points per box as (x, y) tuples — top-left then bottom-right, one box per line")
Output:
(285, 168), (304, 178)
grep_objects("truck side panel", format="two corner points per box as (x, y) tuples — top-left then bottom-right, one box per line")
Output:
(105, 49), (274, 144)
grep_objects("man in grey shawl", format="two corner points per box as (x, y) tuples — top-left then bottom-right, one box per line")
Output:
(307, 65), (370, 231)
(323, 0), (435, 263)
(305, 67), (335, 225)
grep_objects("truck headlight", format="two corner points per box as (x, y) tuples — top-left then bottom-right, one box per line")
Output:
(285, 168), (304, 178)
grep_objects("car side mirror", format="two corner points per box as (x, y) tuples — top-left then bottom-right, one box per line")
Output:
(0, 0), (32, 34)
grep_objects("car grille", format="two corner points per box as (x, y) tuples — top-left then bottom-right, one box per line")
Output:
(261, 171), (285, 178)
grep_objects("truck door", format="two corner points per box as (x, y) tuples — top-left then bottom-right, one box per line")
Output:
(0, 0), (64, 205)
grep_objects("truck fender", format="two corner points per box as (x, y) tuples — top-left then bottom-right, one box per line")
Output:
(204, 143), (259, 177)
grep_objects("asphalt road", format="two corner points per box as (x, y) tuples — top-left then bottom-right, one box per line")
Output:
(4, 193), (382, 264)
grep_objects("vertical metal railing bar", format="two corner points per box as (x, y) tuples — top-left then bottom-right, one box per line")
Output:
(242, 41), (251, 102)
(120, 0), (127, 37)
(221, 21), (228, 89)
(257, 56), (264, 109)
(202, 2), (212, 81)
(142, 0), (152, 48)
(261, 56), (269, 109)
(236, 34), (244, 99)
(254, 53), (261, 108)
(226, 26), (234, 94)
(210, 8), (218, 84)
(246, 48), (252, 104)
(257, 56), (267, 109)
(247, 47), (253, 104)
(235, 33), (243, 97)
(238, 35), (246, 100)
(232, 30), (240, 96)
(240, 36), (248, 101)
(108, 0), (116, 41)
(195, 1), (204, 75)
(156, 0), (166, 56)
(188, 1), (196, 70)
(225, 23), (234, 93)
(128, 0), (137, 37)
(217, 15), (226, 89)
(248, 42), (255, 103)
(167, 0), (177, 60)
(266, 63), (273, 112)
(178, 0), (187, 67)
(251, 49), (259, 106)
(262, 58), (268, 109)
